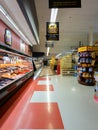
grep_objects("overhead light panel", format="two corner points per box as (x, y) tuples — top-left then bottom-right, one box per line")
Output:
(50, 8), (58, 22)
(56, 53), (62, 58)
(0, 5), (32, 46)
(47, 47), (50, 56)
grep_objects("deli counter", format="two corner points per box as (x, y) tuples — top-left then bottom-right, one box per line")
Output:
(0, 43), (34, 105)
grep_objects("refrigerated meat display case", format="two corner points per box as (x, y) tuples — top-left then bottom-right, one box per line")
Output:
(0, 43), (34, 106)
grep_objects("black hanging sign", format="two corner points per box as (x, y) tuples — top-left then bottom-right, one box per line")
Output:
(49, 0), (81, 8)
(46, 22), (59, 41)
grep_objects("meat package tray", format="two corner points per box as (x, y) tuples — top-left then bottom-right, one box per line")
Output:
(0, 77), (14, 87)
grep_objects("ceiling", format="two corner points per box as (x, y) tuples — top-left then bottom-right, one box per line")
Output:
(0, 0), (98, 57)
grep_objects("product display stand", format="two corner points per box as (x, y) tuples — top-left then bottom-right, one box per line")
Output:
(77, 46), (97, 86)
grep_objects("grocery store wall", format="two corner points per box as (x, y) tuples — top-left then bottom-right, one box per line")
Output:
(0, 20), (29, 55)
(93, 33), (98, 44)
(33, 33), (88, 55)
(33, 32), (98, 56)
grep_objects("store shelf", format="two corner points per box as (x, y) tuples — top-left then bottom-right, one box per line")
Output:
(78, 80), (95, 86)
(78, 46), (93, 52)
(77, 46), (96, 86)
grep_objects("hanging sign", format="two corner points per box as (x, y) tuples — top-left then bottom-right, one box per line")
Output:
(49, 0), (81, 8)
(46, 22), (59, 41)
(45, 42), (54, 47)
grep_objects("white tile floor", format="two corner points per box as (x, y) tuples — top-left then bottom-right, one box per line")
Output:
(31, 74), (98, 130)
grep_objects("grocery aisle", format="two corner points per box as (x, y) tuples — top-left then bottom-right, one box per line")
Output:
(39, 66), (55, 77)
(1, 67), (98, 130)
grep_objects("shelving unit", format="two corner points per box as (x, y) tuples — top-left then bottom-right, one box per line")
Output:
(0, 43), (34, 106)
(77, 46), (98, 86)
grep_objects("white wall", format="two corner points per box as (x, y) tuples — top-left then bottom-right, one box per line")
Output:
(33, 32), (98, 56)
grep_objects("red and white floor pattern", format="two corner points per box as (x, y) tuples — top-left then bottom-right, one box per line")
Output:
(1, 74), (98, 130)
(0, 77), (64, 130)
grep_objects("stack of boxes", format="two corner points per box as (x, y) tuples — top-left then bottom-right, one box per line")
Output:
(60, 54), (74, 76)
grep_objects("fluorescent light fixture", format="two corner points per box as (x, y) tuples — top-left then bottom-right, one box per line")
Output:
(50, 8), (58, 22)
(48, 8), (58, 56)
(0, 5), (32, 46)
(25, 5), (39, 44)
(47, 47), (50, 56)
(0, 5), (7, 16)
(56, 53), (62, 58)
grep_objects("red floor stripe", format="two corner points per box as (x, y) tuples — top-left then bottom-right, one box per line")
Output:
(0, 77), (64, 130)
(37, 77), (51, 81)
(0, 78), (35, 129)
(35, 84), (54, 91)
(19, 103), (64, 129)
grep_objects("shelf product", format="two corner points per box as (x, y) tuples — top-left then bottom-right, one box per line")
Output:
(77, 46), (98, 86)
(0, 43), (34, 106)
